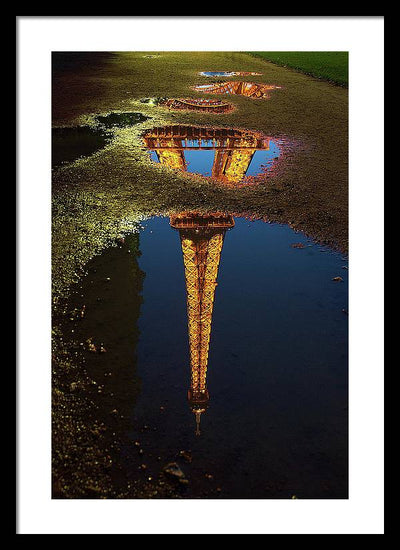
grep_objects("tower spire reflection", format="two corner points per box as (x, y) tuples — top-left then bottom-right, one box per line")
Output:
(170, 212), (234, 434)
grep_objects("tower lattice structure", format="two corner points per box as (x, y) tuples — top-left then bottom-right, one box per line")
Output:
(194, 81), (279, 99)
(143, 125), (270, 186)
(170, 212), (234, 434)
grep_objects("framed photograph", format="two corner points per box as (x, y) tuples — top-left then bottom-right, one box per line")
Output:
(17, 16), (384, 535)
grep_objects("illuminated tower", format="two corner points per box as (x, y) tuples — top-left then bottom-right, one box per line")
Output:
(170, 212), (234, 434)
(146, 134), (187, 170)
(193, 81), (280, 99)
(144, 125), (270, 186)
(212, 136), (270, 184)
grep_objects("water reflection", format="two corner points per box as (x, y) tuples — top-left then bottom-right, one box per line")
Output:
(194, 81), (281, 99)
(134, 216), (348, 498)
(61, 215), (348, 498)
(170, 212), (234, 434)
(199, 71), (262, 77)
(160, 98), (233, 114)
(143, 125), (280, 186)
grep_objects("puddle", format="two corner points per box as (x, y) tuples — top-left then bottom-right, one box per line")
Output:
(160, 98), (234, 114)
(140, 97), (233, 113)
(52, 126), (111, 169)
(65, 214), (348, 498)
(143, 54), (161, 59)
(194, 81), (281, 99)
(143, 125), (283, 186)
(199, 71), (262, 77)
(95, 112), (150, 128)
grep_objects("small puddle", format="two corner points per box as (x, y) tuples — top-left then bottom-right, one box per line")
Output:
(143, 125), (282, 186)
(52, 126), (111, 169)
(63, 214), (348, 498)
(199, 71), (262, 77)
(194, 81), (281, 99)
(96, 112), (150, 128)
(160, 98), (234, 114)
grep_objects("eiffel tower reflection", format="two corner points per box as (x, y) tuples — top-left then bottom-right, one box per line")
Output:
(170, 212), (234, 435)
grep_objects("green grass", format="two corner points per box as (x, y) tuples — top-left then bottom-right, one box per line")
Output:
(248, 52), (348, 87)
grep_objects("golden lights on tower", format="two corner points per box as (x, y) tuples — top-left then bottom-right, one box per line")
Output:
(193, 81), (281, 99)
(143, 125), (271, 187)
(170, 212), (234, 435)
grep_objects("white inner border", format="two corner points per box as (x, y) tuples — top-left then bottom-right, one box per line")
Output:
(17, 16), (384, 535)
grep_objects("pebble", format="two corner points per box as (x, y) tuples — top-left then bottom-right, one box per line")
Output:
(178, 450), (192, 463)
(163, 462), (187, 483)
